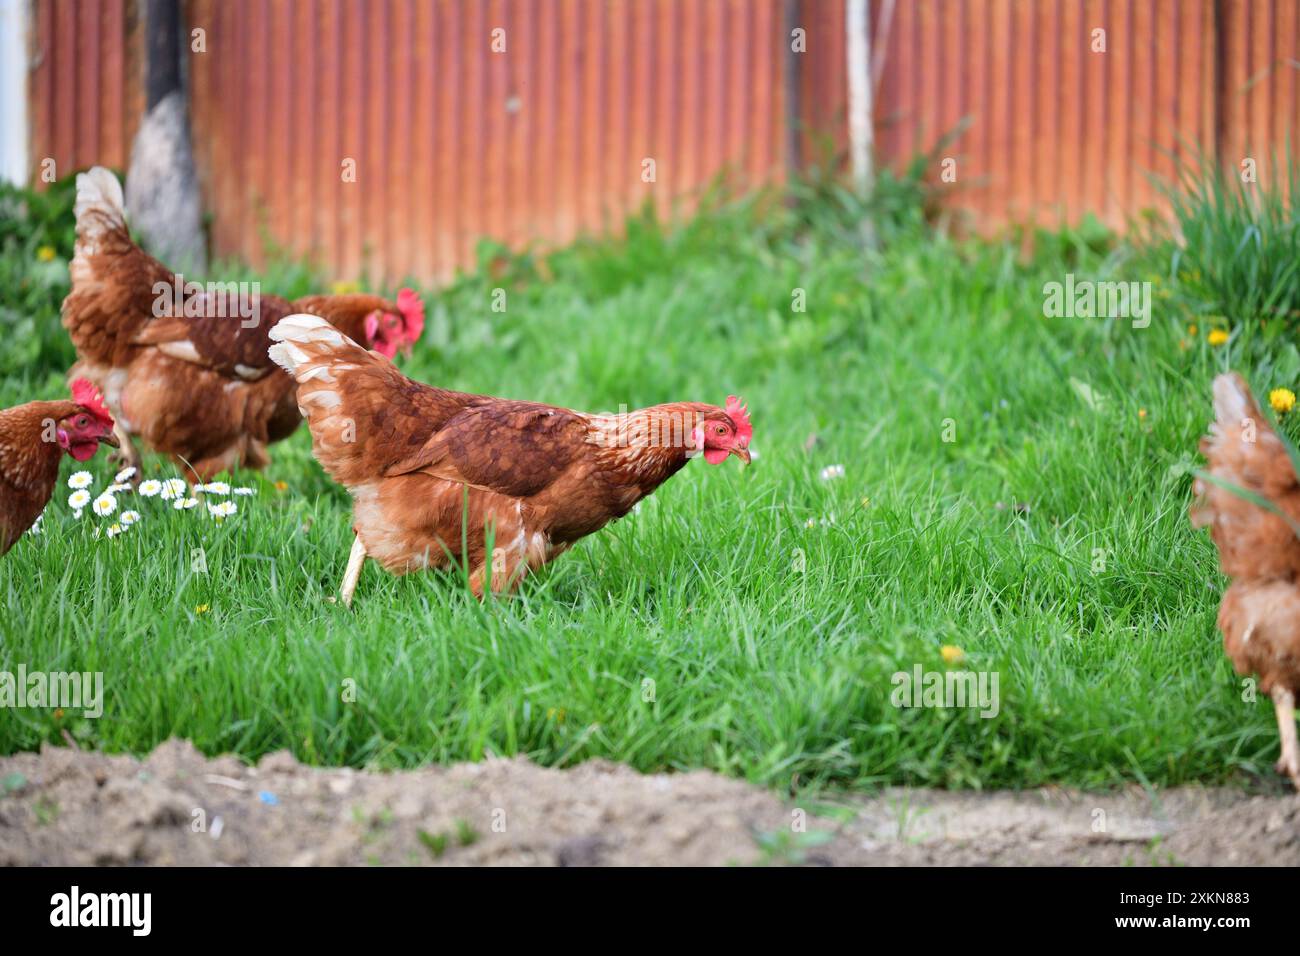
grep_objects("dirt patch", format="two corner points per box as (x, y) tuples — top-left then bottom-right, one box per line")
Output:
(1, 740), (1297, 865)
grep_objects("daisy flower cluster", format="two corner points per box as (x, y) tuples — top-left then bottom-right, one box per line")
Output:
(61, 466), (258, 537)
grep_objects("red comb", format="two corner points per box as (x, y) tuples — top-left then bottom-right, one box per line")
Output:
(397, 287), (425, 343)
(70, 378), (113, 427)
(725, 395), (752, 446)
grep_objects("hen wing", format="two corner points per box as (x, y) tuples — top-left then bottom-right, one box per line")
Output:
(384, 401), (590, 498)
(130, 292), (298, 380)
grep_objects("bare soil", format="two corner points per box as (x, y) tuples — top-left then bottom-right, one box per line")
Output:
(1, 739), (1297, 866)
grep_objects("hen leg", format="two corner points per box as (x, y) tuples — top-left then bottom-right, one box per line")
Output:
(340, 534), (367, 607)
(1272, 686), (1300, 789)
(468, 553), (526, 600)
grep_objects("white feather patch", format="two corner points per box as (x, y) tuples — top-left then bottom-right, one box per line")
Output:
(156, 340), (203, 364)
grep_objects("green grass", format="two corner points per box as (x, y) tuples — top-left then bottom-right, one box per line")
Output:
(1, 173), (1295, 792)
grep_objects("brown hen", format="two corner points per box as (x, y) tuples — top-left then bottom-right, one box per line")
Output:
(268, 313), (752, 603)
(1191, 372), (1300, 787)
(0, 380), (117, 556)
(62, 167), (423, 480)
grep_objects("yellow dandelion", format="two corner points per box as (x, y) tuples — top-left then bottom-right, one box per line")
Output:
(1270, 388), (1296, 415)
(1207, 329), (1230, 347)
(195, 604), (210, 614)
(1138, 409), (1147, 420)
(36, 245), (56, 262)
(940, 645), (966, 665)
(1187, 324), (1197, 336)
(274, 481), (288, 492)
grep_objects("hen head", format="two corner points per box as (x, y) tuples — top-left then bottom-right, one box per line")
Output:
(691, 395), (752, 465)
(364, 287), (425, 359)
(60, 379), (118, 461)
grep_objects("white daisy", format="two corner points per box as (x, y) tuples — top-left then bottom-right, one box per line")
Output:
(201, 481), (231, 496)
(233, 487), (255, 496)
(173, 497), (199, 511)
(67, 471), (93, 490)
(139, 479), (162, 498)
(113, 466), (137, 482)
(28, 514), (43, 536)
(72, 509), (84, 520)
(105, 523), (123, 538)
(107, 482), (132, 493)
(68, 489), (91, 510)
(208, 501), (237, 519)
(120, 510), (142, 526)
(92, 493), (117, 517)
(160, 478), (187, 500)
(819, 464), (846, 481)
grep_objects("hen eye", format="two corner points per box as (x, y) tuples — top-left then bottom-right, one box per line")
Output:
(77, 416), (87, 426)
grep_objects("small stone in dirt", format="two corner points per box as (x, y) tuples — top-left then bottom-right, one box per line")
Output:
(556, 835), (608, 867)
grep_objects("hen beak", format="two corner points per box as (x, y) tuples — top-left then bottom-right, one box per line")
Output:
(730, 445), (751, 465)
(99, 432), (119, 448)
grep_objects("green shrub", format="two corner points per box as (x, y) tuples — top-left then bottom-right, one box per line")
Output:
(0, 176), (81, 376)
(1156, 148), (1300, 340)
